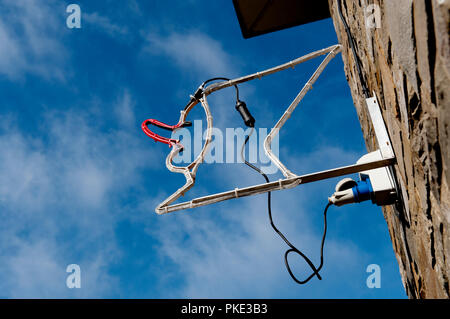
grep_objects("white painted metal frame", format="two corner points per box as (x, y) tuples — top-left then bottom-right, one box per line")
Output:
(155, 44), (395, 214)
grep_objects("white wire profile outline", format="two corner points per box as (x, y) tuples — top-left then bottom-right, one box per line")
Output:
(144, 44), (395, 214)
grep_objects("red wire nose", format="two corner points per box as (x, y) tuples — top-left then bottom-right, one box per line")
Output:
(141, 119), (179, 147)
(141, 117), (193, 149)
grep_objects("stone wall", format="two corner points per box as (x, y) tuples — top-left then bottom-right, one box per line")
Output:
(328, 0), (449, 298)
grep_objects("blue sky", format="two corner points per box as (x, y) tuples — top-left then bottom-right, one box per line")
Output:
(0, 0), (406, 298)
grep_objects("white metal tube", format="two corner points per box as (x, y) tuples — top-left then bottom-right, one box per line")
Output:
(264, 45), (342, 178)
(203, 45), (342, 95)
(157, 157), (395, 214)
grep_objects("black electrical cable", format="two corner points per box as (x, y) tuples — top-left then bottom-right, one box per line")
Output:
(337, 0), (370, 98)
(203, 77), (240, 101)
(194, 75), (331, 284)
(240, 129), (332, 284)
(195, 78), (331, 284)
(184, 77), (241, 111)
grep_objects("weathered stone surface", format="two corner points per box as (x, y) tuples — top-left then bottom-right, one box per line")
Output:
(328, 0), (449, 298)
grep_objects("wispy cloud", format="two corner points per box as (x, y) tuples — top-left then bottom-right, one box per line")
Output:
(0, 0), (67, 81)
(286, 145), (362, 174)
(0, 239), (117, 298)
(114, 89), (136, 128)
(144, 31), (236, 76)
(84, 12), (129, 38)
(0, 91), (159, 297)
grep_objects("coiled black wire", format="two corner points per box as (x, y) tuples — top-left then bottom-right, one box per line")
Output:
(240, 128), (332, 284)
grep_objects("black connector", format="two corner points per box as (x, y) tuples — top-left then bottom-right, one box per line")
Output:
(235, 100), (255, 127)
(193, 86), (204, 101)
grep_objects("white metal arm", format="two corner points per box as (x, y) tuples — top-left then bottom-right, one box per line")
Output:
(264, 45), (342, 178)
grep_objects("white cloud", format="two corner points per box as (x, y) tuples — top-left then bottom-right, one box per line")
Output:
(144, 31), (236, 76)
(288, 145), (362, 172)
(0, 238), (117, 298)
(0, 91), (160, 297)
(114, 89), (136, 128)
(0, 20), (24, 79)
(0, 0), (67, 80)
(84, 12), (129, 38)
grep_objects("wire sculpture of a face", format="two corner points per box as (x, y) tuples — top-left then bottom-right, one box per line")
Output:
(142, 45), (342, 214)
